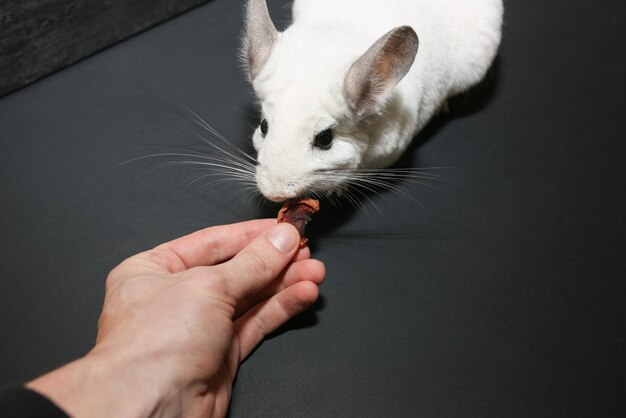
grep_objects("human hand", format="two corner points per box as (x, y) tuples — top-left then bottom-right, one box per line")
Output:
(27, 219), (325, 418)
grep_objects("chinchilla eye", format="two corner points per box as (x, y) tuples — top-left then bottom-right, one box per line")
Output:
(313, 128), (333, 150)
(260, 119), (268, 136)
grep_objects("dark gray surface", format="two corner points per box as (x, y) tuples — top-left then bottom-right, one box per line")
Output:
(1, 0), (625, 417)
(0, 0), (209, 96)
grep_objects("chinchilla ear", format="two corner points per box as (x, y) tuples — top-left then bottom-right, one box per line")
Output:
(344, 26), (419, 114)
(242, 0), (278, 82)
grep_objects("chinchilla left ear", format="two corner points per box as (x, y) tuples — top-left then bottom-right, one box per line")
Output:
(344, 26), (419, 115)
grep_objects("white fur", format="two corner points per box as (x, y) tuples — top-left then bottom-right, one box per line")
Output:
(245, 0), (503, 201)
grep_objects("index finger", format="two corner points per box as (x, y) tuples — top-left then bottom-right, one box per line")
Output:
(154, 219), (276, 271)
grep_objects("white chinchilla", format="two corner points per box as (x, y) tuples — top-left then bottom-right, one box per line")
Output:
(242, 0), (503, 202)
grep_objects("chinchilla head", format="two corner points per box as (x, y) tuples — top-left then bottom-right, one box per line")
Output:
(242, 0), (418, 202)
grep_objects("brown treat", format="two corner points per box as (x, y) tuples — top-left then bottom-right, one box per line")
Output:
(277, 198), (320, 247)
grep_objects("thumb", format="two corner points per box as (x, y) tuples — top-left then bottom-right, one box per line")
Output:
(212, 223), (301, 300)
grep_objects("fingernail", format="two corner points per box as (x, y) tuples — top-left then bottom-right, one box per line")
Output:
(267, 223), (299, 253)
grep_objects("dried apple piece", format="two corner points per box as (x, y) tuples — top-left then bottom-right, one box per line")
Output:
(277, 198), (320, 247)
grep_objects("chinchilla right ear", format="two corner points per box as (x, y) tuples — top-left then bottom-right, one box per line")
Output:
(242, 0), (278, 82)
(344, 26), (419, 115)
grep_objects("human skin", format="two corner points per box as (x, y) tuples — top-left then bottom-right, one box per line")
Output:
(27, 219), (325, 418)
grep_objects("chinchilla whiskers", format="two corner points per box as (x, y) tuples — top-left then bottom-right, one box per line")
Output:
(310, 169), (429, 210)
(323, 187), (343, 208)
(311, 174), (379, 214)
(182, 106), (257, 164)
(121, 153), (256, 174)
(180, 168), (257, 188)
(341, 188), (362, 208)
(325, 167), (454, 184)
(187, 131), (257, 171)
(346, 167), (470, 193)
(178, 130), (262, 202)
(346, 186), (382, 217)
(177, 166), (257, 197)
(121, 150), (257, 197)
(353, 174), (448, 192)
(122, 124), (257, 174)
(141, 124), (257, 170)
(141, 160), (255, 179)
(180, 161), (256, 185)
(349, 176), (426, 208)
(143, 128), (258, 182)
(122, 105), (264, 200)
(240, 186), (264, 207)
(194, 177), (256, 193)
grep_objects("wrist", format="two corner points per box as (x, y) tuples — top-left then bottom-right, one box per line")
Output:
(26, 350), (179, 418)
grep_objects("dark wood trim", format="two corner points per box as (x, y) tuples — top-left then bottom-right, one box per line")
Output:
(0, 0), (211, 96)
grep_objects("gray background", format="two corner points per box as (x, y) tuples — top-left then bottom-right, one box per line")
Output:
(1, 0), (625, 416)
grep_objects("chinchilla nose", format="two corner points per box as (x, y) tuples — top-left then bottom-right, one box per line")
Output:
(265, 194), (289, 203)
(263, 184), (298, 202)
(256, 165), (300, 202)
